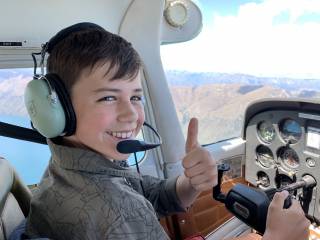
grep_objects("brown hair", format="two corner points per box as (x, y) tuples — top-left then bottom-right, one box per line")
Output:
(47, 28), (142, 94)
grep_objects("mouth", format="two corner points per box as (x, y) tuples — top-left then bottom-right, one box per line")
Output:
(106, 130), (135, 140)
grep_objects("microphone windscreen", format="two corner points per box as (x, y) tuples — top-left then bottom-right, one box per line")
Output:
(117, 140), (142, 154)
(116, 140), (160, 154)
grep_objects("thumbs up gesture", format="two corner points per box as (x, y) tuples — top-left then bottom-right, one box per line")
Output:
(182, 118), (218, 192)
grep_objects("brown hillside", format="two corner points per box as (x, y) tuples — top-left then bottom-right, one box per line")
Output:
(169, 83), (290, 143)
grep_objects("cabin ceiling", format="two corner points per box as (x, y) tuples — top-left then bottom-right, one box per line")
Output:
(0, 0), (202, 69)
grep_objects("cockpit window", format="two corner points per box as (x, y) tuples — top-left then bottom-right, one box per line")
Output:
(161, 0), (320, 144)
(0, 68), (50, 185)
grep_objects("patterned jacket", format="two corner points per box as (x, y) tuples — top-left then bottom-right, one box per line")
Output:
(26, 140), (185, 240)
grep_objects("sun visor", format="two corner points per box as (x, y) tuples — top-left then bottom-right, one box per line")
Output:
(161, 0), (202, 44)
(0, 0), (131, 69)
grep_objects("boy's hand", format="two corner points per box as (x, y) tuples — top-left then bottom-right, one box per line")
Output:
(262, 191), (310, 240)
(182, 118), (218, 192)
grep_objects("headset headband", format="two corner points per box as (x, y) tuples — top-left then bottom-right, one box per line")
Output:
(26, 22), (105, 138)
(46, 22), (105, 54)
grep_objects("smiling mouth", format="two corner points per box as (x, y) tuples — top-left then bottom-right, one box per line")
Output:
(106, 130), (134, 139)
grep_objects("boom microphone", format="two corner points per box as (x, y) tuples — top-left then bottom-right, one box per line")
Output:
(116, 122), (162, 154)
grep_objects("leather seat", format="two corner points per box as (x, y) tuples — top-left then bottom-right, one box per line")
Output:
(0, 157), (32, 240)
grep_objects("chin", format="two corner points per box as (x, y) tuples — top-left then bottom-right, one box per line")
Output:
(110, 152), (130, 161)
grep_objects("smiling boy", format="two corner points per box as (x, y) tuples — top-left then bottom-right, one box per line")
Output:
(24, 23), (309, 240)
(24, 23), (216, 240)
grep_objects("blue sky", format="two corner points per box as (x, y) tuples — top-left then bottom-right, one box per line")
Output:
(161, 0), (320, 79)
(199, 0), (262, 18)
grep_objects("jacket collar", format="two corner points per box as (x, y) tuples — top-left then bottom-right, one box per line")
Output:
(47, 139), (141, 179)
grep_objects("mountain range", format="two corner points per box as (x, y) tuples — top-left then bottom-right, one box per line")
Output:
(1, 70), (320, 143)
(166, 71), (320, 143)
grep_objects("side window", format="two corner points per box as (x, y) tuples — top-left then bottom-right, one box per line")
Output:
(0, 68), (50, 185)
(161, 1), (320, 145)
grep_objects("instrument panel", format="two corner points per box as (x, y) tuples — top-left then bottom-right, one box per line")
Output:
(244, 100), (320, 222)
(246, 111), (320, 176)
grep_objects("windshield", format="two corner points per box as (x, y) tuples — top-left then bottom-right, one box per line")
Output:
(161, 0), (320, 144)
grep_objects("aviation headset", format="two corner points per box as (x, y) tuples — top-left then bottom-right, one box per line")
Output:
(24, 22), (105, 138)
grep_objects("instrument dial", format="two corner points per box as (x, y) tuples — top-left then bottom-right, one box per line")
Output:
(257, 121), (275, 143)
(279, 119), (302, 144)
(278, 147), (299, 169)
(256, 145), (274, 168)
(257, 171), (270, 187)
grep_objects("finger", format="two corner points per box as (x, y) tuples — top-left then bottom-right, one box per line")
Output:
(184, 164), (206, 178)
(185, 118), (200, 153)
(182, 154), (201, 169)
(289, 199), (305, 213)
(270, 191), (289, 208)
(189, 170), (217, 186)
(184, 161), (216, 178)
(182, 148), (212, 169)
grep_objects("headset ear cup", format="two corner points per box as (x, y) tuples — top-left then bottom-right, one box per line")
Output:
(24, 77), (66, 138)
(45, 73), (76, 136)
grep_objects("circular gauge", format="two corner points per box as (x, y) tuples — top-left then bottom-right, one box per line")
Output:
(306, 158), (316, 168)
(278, 147), (299, 169)
(257, 171), (270, 187)
(257, 121), (275, 143)
(256, 145), (274, 168)
(279, 119), (302, 144)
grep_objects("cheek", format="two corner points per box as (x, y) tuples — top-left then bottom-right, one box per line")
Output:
(77, 109), (113, 133)
(138, 107), (145, 125)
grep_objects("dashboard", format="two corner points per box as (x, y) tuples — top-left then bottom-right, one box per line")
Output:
(244, 99), (320, 222)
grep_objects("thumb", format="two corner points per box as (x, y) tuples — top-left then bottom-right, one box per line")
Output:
(185, 118), (200, 153)
(270, 191), (289, 209)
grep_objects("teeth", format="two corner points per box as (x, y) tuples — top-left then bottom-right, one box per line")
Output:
(108, 131), (133, 139)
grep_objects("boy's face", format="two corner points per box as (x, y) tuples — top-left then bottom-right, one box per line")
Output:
(65, 63), (145, 160)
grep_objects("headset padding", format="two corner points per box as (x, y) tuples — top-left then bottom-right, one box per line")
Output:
(45, 73), (77, 136)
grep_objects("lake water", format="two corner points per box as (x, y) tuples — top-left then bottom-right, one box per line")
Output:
(0, 114), (144, 185)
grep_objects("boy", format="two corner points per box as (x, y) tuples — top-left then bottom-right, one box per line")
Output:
(25, 23), (309, 240)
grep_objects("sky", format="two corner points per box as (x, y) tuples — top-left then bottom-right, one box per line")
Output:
(161, 0), (320, 79)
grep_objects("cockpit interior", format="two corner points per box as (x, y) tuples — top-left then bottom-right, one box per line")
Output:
(245, 100), (320, 224)
(1, 0), (320, 239)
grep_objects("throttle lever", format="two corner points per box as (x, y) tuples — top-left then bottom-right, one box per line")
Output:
(266, 175), (316, 209)
(265, 188), (292, 208)
(264, 189), (293, 209)
(212, 169), (316, 234)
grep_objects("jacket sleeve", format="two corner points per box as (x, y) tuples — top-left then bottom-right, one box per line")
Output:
(141, 175), (186, 217)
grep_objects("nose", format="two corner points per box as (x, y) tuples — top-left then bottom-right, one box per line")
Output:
(117, 100), (139, 123)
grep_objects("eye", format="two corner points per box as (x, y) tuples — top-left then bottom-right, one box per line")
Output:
(98, 96), (116, 102)
(131, 95), (144, 102)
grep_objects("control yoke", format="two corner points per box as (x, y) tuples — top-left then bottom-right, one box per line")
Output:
(212, 164), (317, 234)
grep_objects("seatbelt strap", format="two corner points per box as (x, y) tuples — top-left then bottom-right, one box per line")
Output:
(0, 121), (47, 145)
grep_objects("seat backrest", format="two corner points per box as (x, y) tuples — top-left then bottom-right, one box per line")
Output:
(0, 157), (32, 240)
